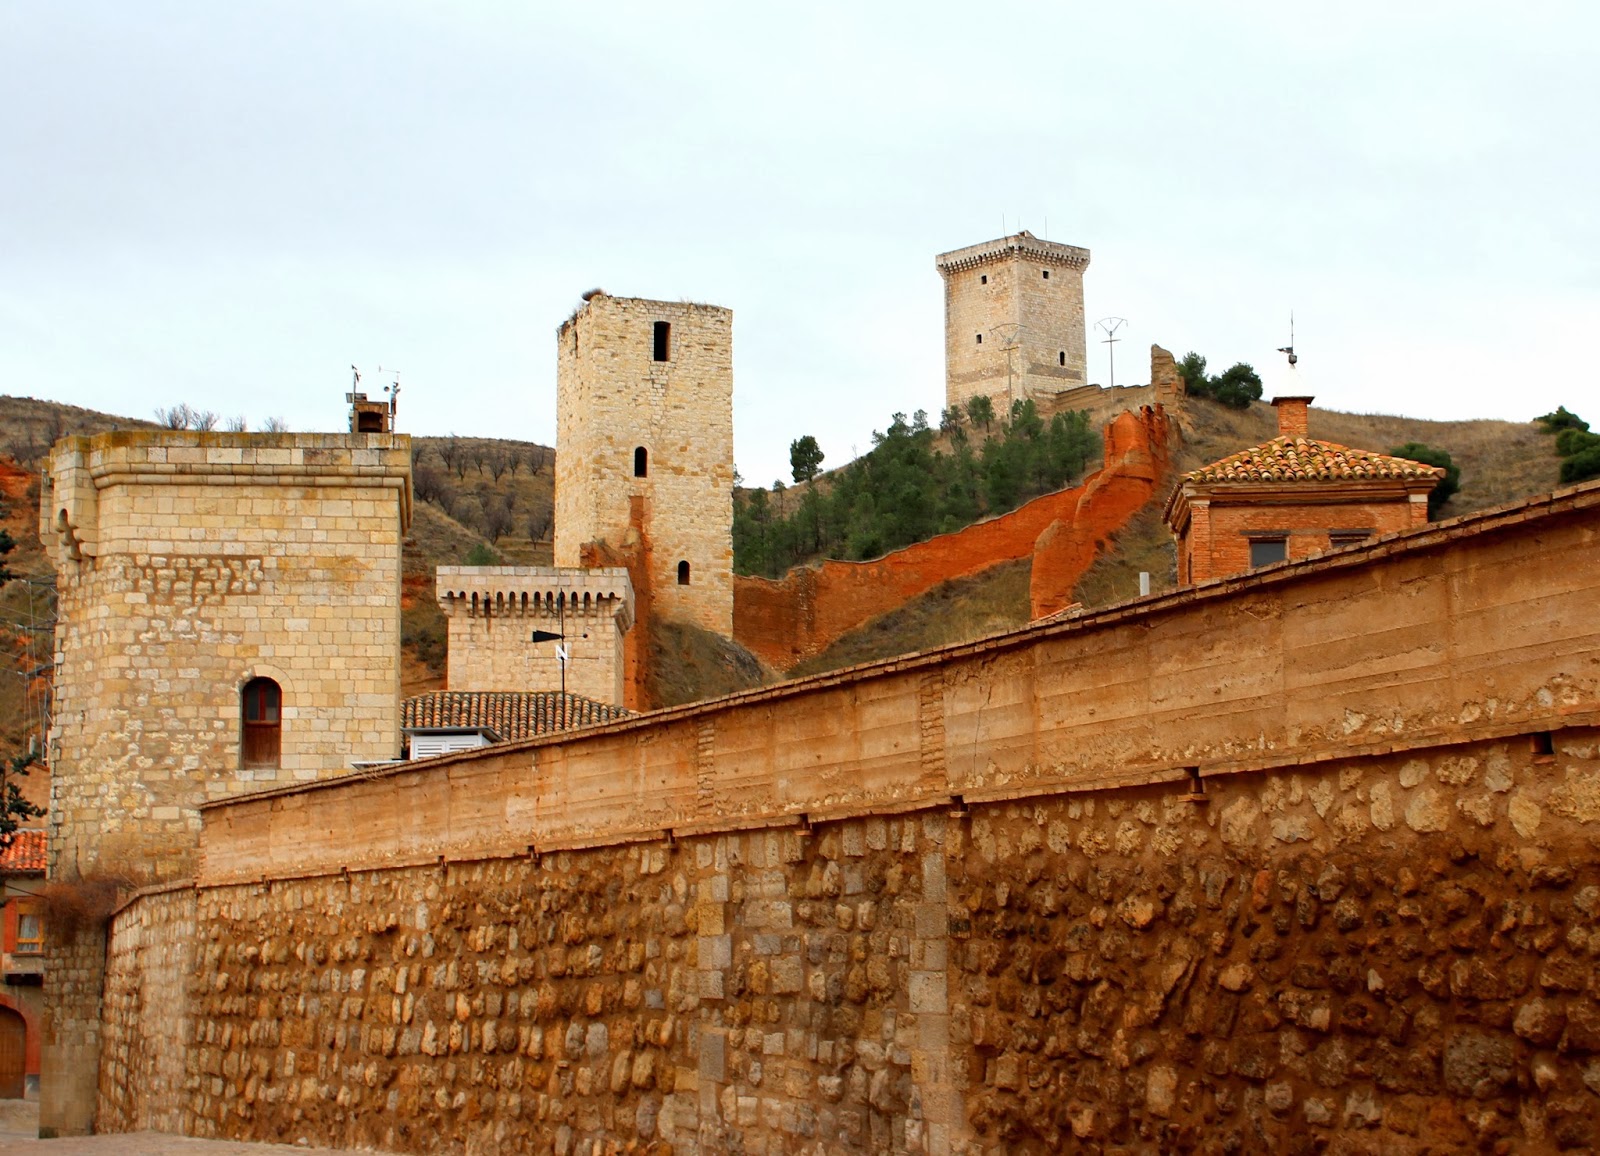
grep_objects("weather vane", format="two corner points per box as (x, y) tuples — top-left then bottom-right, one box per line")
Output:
(1277, 313), (1298, 368)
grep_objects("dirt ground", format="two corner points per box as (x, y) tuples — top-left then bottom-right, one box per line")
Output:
(0, 1100), (397, 1154)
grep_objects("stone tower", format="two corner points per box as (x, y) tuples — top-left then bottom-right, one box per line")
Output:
(38, 429), (411, 1134)
(937, 230), (1091, 413)
(555, 294), (734, 639)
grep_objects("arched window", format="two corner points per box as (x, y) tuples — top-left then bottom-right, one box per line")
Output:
(677, 560), (691, 586)
(241, 677), (282, 768)
(634, 446), (648, 477)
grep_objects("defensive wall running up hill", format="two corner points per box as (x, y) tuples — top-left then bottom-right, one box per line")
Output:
(732, 406), (1169, 673)
(95, 481), (1600, 1154)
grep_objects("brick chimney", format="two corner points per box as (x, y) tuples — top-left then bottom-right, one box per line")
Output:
(1271, 395), (1314, 439)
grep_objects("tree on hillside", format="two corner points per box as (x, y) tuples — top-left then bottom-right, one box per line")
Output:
(965, 395), (995, 431)
(1391, 443), (1460, 518)
(790, 436), (825, 485)
(1178, 352), (1263, 409)
(1537, 406), (1590, 434)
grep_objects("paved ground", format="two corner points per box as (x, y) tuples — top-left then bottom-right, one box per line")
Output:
(0, 1101), (397, 1154)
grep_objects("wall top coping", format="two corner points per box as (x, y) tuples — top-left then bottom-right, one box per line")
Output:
(436, 565), (632, 586)
(201, 475), (1600, 816)
(557, 293), (732, 335)
(936, 231), (1091, 276)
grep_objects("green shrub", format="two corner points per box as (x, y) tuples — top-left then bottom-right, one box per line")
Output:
(1560, 446), (1600, 485)
(1555, 427), (1600, 457)
(1537, 406), (1589, 434)
(1391, 442), (1460, 518)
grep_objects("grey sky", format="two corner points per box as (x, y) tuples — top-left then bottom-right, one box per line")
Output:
(4, 2), (1595, 487)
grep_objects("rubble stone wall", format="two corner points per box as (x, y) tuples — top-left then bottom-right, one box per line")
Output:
(104, 727), (1600, 1154)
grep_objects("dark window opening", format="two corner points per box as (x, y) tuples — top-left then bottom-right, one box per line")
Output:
(652, 321), (671, 362)
(1532, 731), (1556, 759)
(677, 560), (691, 586)
(980, 274), (987, 285)
(242, 677), (282, 768)
(1042, 269), (1050, 279)
(1059, 351), (1066, 366)
(356, 412), (383, 433)
(975, 333), (983, 344)
(634, 446), (648, 478)
(1329, 530), (1372, 548)
(1249, 538), (1288, 568)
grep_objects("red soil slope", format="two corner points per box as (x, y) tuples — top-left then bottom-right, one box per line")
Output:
(733, 406), (1169, 672)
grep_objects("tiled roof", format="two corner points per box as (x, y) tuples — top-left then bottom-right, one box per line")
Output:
(0, 830), (46, 873)
(401, 691), (629, 743)
(1182, 437), (1447, 485)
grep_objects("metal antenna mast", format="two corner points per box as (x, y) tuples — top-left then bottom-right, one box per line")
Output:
(1096, 317), (1127, 389)
(987, 323), (1023, 412)
(1276, 312), (1298, 368)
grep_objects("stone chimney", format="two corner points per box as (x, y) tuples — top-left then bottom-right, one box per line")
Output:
(1271, 395), (1314, 439)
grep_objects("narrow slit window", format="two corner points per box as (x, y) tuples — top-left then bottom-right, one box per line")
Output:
(677, 560), (691, 585)
(652, 321), (671, 362)
(975, 333), (983, 345)
(980, 274), (987, 285)
(242, 677), (282, 768)
(634, 446), (648, 478)
(1042, 269), (1050, 279)
(1059, 351), (1066, 366)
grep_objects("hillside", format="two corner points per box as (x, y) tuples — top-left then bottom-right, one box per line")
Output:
(781, 394), (1568, 674)
(0, 389), (1577, 737)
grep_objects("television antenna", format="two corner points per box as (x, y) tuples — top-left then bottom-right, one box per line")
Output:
(1276, 313), (1298, 368)
(1096, 317), (1127, 389)
(986, 323), (1023, 411)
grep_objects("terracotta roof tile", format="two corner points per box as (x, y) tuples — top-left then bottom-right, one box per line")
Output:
(401, 691), (629, 743)
(0, 830), (46, 873)
(1183, 437), (1447, 485)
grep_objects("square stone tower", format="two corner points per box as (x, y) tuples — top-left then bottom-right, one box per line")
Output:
(555, 294), (734, 637)
(937, 230), (1091, 413)
(37, 428), (411, 1135)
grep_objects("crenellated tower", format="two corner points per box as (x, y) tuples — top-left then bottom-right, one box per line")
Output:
(937, 231), (1091, 413)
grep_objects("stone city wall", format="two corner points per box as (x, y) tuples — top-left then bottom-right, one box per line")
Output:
(733, 407), (1167, 672)
(94, 480), (1600, 1152)
(106, 727), (1600, 1154)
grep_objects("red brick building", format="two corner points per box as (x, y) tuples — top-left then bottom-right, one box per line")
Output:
(1165, 396), (1444, 584)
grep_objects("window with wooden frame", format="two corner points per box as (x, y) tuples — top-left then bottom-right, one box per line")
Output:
(14, 908), (40, 955)
(241, 677), (282, 768)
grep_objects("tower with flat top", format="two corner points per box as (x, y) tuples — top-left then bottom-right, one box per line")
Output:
(555, 293), (734, 642)
(937, 230), (1091, 413)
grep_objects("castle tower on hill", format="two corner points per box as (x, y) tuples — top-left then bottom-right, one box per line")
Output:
(937, 231), (1091, 413)
(555, 294), (734, 639)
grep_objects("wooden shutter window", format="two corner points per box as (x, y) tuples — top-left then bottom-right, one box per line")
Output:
(242, 677), (282, 768)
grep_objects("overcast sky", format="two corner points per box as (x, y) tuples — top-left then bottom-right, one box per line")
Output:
(4, 2), (1595, 486)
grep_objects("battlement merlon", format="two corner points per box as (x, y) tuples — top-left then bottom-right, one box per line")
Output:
(40, 431), (413, 561)
(436, 565), (635, 633)
(935, 231), (1091, 277)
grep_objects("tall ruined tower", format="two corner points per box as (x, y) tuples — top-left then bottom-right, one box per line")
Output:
(38, 429), (411, 1134)
(937, 230), (1091, 412)
(555, 294), (734, 639)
